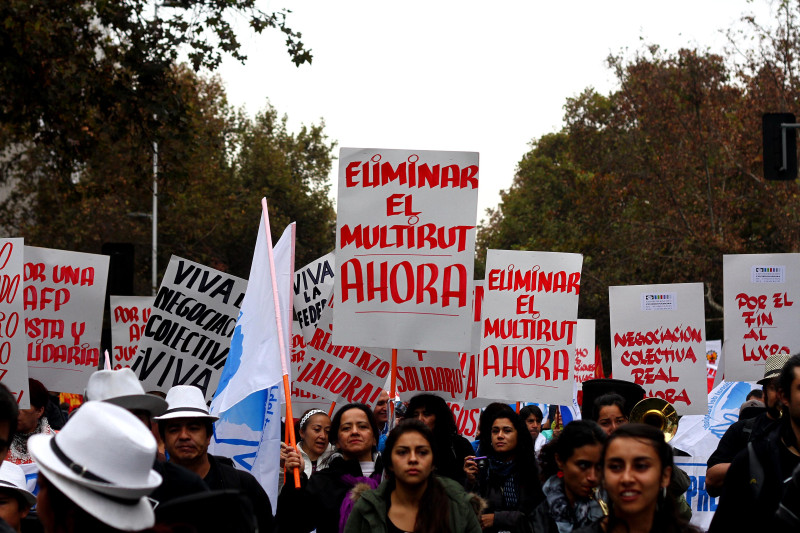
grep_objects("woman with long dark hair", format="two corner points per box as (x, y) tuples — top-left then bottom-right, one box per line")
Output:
(573, 424), (698, 533)
(345, 420), (480, 533)
(464, 409), (543, 533)
(531, 420), (606, 533)
(277, 403), (384, 533)
(406, 394), (474, 483)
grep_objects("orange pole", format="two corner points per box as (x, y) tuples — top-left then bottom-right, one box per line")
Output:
(328, 401), (336, 417)
(390, 349), (398, 421)
(515, 402), (520, 413)
(282, 374), (301, 488)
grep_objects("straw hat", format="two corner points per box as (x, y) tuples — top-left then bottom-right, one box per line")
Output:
(0, 462), (35, 507)
(153, 385), (218, 421)
(29, 402), (162, 531)
(757, 352), (793, 385)
(85, 368), (168, 417)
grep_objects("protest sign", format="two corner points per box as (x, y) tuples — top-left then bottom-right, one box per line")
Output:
(290, 323), (330, 413)
(723, 254), (800, 382)
(294, 293), (388, 407)
(372, 347), (463, 402)
(293, 252), (335, 342)
(706, 339), (721, 393)
(478, 251), (582, 405)
(449, 399), (480, 438)
(574, 319), (596, 386)
(24, 246), (109, 394)
(0, 239), (28, 407)
(132, 256), (247, 402)
(675, 458), (719, 531)
(609, 283), (707, 415)
(110, 296), (154, 371)
(333, 147), (479, 352)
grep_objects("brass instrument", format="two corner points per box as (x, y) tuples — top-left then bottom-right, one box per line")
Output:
(629, 397), (679, 443)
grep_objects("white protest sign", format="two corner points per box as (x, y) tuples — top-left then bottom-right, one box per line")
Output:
(706, 339), (721, 393)
(478, 251), (582, 405)
(110, 296), (154, 370)
(574, 319), (596, 386)
(132, 256), (247, 402)
(675, 458), (719, 531)
(723, 254), (800, 382)
(0, 239), (28, 407)
(609, 283), (707, 415)
(24, 246), (109, 394)
(290, 322), (331, 413)
(295, 294), (388, 407)
(293, 253), (335, 342)
(333, 147), (479, 351)
(372, 348), (464, 402)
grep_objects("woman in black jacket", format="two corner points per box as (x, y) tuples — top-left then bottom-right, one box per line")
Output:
(464, 409), (543, 533)
(406, 394), (474, 484)
(278, 403), (384, 533)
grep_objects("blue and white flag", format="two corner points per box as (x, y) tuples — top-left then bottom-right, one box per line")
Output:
(209, 218), (295, 514)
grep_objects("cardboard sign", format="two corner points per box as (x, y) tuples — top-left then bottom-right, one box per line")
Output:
(0, 239), (28, 407)
(723, 254), (800, 382)
(609, 283), (707, 415)
(110, 296), (154, 371)
(294, 294), (388, 407)
(132, 256), (247, 402)
(293, 252), (335, 342)
(290, 322), (331, 413)
(333, 148), (479, 351)
(574, 319), (596, 386)
(449, 400), (480, 438)
(478, 251), (583, 405)
(24, 246), (109, 394)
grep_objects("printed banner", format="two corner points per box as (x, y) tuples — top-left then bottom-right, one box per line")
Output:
(290, 322), (330, 413)
(675, 458), (719, 531)
(294, 293), (388, 407)
(478, 251), (582, 405)
(723, 254), (800, 382)
(110, 296), (154, 371)
(0, 239), (28, 407)
(132, 256), (247, 402)
(610, 283), (707, 415)
(333, 147), (479, 351)
(574, 319), (596, 386)
(293, 252), (335, 342)
(24, 246), (109, 394)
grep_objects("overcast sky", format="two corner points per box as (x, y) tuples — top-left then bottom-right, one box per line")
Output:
(217, 1), (773, 223)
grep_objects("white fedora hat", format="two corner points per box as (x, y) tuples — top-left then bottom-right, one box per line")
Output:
(0, 462), (35, 507)
(29, 402), (162, 531)
(153, 385), (218, 421)
(85, 368), (168, 417)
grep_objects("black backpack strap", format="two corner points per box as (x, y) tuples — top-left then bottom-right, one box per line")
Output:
(742, 416), (757, 442)
(748, 441), (765, 500)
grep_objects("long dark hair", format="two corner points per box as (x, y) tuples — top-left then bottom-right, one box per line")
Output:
(384, 421), (451, 533)
(539, 419), (606, 480)
(603, 424), (694, 533)
(479, 410), (540, 486)
(329, 403), (379, 454)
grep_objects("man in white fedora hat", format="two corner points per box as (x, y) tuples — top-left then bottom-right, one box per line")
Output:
(85, 369), (209, 506)
(29, 401), (162, 532)
(705, 351), (791, 496)
(0, 462), (36, 533)
(155, 385), (272, 533)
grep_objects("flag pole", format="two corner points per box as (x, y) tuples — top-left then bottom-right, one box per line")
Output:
(328, 401), (336, 417)
(389, 348), (398, 424)
(261, 198), (300, 489)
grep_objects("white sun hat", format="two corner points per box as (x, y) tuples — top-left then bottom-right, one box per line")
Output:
(153, 385), (218, 422)
(29, 401), (162, 531)
(0, 462), (35, 507)
(85, 368), (168, 417)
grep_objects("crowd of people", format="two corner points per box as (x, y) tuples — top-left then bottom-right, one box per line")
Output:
(2, 352), (800, 532)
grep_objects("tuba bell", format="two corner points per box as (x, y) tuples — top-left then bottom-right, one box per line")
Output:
(629, 397), (679, 443)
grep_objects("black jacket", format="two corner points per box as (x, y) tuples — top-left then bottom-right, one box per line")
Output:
(465, 458), (543, 533)
(203, 454), (273, 533)
(277, 454), (384, 533)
